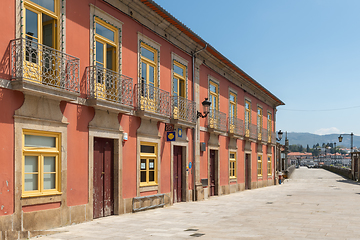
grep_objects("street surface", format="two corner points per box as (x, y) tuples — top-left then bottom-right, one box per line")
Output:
(34, 167), (360, 239)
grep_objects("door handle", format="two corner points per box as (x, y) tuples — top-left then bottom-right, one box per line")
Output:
(102, 172), (105, 175)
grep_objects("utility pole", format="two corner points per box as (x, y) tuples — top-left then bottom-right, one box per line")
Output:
(285, 132), (289, 170)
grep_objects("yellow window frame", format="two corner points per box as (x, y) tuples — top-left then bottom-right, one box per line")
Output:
(209, 81), (219, 110)
(140, 43), (158, 87)
(229, 152), (236, 179)
(22, 129), (61, 198)
(257, 107), (263, 140)
(94, 17), (118, 71)
(245, 100), (251, 137)
(267, 156), (272, 176)
(257, 155), (263, 177)
(23, 1), (60, 83)
(267, 112), (272, 142)
(140, 142), (158, 187)
(173, 61), (186, 98)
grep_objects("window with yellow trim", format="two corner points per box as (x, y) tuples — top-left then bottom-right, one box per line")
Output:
(267, 156), (272, 176)
(267, 112), (272, 142)
(257, 107), (263, 140)
(209, 81), (218, 110)
(94, 17), (118, 100)
(245, 100), (251, 137)
(140, 142), (157, 186)
(173, 61), (186, 118)
(23, 0), (59, 82)
(229, 152), (236, 179)
(229, 92), (237, 133)
(140, 43), (158, 100)
(257, 155), (262, 177)
(22, 130), (61, 197)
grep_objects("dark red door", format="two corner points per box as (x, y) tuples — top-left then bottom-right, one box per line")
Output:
(209, 150), (216, 196)
(245, 153), (251, 190)
(93, 138), (114, 219)
(173, 146), (182, 203)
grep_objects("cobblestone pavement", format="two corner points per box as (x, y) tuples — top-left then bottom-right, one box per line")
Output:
(33, 167), (360, 239)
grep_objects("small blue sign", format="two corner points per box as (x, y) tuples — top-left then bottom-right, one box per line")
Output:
(189, 162), (192, 169)
(167, 132), (176, 141)
(178, 128), (183, 138)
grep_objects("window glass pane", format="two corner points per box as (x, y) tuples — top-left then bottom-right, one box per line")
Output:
(44, 156), (56, 172)
(25, 135), (56, 148)
(96, 41), (104, 64)
(141, 62), (147, 82)
(24, 174), (38, 191)
(106, 45), (115, 70)
(141, 47), (155, 61)
(174, 64), (184, 76)
(96, 23), (114, 41)
(149, 171), (155, 182)
(210, 84), (216, 93)
(149, 66), (155, 84)
(140, 159), (146, 170)
(43, 173), (55, 189)
(149, 159), (155, 170)
(42, 15), (54, 48)
(230, 154), (235, 159)
(25, 156), (38, 173)
(140, 171), (146, 182)
(26, 9), (38, 39)
(141, 145), (155, 153)
(31, 0), (55, 12)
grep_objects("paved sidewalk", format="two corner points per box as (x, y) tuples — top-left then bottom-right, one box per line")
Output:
(33, 167), (360, 239)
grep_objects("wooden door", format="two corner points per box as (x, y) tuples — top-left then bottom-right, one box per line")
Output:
(245, 153), (251, 190)
(209, 150), (216, 196)
(93, 138), (114, 219)
(173, 146), (182, 203)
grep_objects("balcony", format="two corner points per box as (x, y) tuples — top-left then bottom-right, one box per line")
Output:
(245, 123), (257, 140)
(135, 81), (171, 122)
(86, 66), (133, 113)
(228, 116), (244, 138)
(10, 38), (79, 101)
(171, 96), (196, 128)
(207, 109), (227, 133)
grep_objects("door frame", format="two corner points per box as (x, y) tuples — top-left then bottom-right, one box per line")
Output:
(207, 147), (219, 196)
(245, 152), (252, 190)
(170, 141), (189, 203)
(88, 110), (123, 219)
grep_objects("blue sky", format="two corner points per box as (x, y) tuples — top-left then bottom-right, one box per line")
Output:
(154, 0), (360, 135)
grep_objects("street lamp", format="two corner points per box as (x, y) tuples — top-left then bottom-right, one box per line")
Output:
(197, 98), (211, 118)
(276, 130), (283, 141)
(338, 132), (353, 169)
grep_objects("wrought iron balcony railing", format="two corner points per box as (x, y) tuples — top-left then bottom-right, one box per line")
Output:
(207, 109), (227, 132)
(10, 38), (79, 94)
(245, 122), (257, 139)
(86, 66), (133, 106)
(228, 116), (244, 136)
(262, 128), (268, 142)
(135, 81), (171, 117)
(171, 95), (196, 124)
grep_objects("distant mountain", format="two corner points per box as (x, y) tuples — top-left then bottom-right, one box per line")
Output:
(278, 132), (360, 148)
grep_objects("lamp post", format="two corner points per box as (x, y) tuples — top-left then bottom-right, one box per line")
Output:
(197, 98), (211, 119)
(338, 132), (353, 171)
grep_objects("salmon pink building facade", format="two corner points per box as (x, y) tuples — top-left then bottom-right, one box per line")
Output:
(0, 0), (284, 235)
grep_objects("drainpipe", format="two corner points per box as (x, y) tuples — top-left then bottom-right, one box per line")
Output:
(192, 44), (207, 201)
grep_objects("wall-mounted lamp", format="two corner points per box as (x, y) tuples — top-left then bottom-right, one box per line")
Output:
(276, 130), (283, 141)
(197, 98), (211, 118)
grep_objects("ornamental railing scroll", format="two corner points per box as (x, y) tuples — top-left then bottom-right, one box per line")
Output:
(10, 38), (79, 93)
(228, 116), (244, 136)
(261, 128), (268, 142)
(135, 80), (171, 117)
(86, 65), (133, 106)
(171, 95), (196, 124)
(207, 109), (227, 132)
